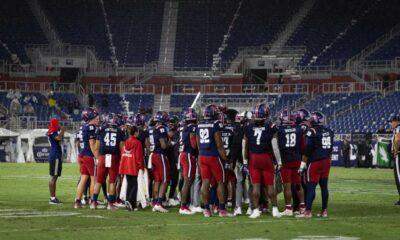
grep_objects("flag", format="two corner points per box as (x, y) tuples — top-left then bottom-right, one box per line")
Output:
(376, 137), (391, 168)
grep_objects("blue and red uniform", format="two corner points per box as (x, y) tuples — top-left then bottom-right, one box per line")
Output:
(96, 124), (124, 184)
(78, 124), (97, 176)
(149, 125), (170, 183)
(304, 126), (334, 183)
(222, 123), (236, 183)
(197, 120), (225, 183)
(179, 123), (197, 179)
(277, 124), (304, 184)
(245, 122), (276, 186)
(48, 120), (62, 177)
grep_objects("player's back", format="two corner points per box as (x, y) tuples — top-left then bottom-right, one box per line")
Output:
(222, 123), (234, 155)
(246, 122), (276, 153)
(149, 125), (168, 154)
(179, 123), (197, 154)
(277, 124), (303, 162)
(197, 120), (223, 156)
(79, 124), (97, 157)
(98, 124), (124, 155)
(305, 125), (334, 162)
(48, 131), (61, 156)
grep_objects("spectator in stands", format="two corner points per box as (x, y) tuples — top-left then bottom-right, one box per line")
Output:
(48, 95), (57, 116)
(23, 102), (35, 114)
(14, 89), (22, 99)
(24, 94), (38, 105)
(9, 97), (21, 116)
(73, 100), (80, 115)
(101, 94), (108, 108)
(6, 90), (14, 100)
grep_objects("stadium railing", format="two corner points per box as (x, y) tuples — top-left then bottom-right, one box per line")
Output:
(322, 81), (383, 93)
(88, 83), (155, 94)
(0, 81), (76, 93)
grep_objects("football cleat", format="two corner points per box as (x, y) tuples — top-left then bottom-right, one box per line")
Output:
(203, 209), (212, 217)
(167, 198), (180, 207)
(125, 201), (133, 211)
(272, 207), (282, 218)
(280, 208), (293, 216)
(153, 204), (168, 213)
(249, 209), (261, 219)
(81, 197), (88, 205)
(49, 198), (63, 205)
(90, 201), (98, 209)
(107, 203), (117, 210)
(74, 200), (83, 209)
(218, 209), (234, 217)
(234, 207), (242, 216)
(179, 207), (195, 215)
(212, 205), (218, 214)
(246, 207), (253, 215)
(189, 206), (204, 213)
(317, 209), (328, 218)
(296, 210), (312, 218)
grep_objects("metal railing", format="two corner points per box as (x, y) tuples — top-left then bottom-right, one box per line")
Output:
(322, 81), (383, 93)
(0, 81), (76, 93)
(171, 83), (310, 95)
(89, 83), (155, 94)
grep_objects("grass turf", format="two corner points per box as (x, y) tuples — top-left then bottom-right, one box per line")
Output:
(0, 163), (399, 240)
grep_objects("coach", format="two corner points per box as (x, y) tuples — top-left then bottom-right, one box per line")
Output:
(389, 116), (400, 206)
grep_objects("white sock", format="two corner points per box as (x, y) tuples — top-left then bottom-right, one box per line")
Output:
(50, 197), (56, 200)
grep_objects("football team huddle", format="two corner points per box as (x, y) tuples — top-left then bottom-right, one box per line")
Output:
(48, 103), (334, 219)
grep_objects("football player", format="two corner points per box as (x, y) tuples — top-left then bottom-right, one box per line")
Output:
(388, 115), (400, 205)
(243, 104), (282, 218)
(75, 107), (100, 209)
(91, 113), (125, 210)
(167, 115), (180, 206)
(48, 118), (64, 204)
(149, 111), (170, 212)
(297, 111), (334, 218)
(196, 104), (230, 217)
(277, 110), (305, 216)
(178, 108), (198, 214)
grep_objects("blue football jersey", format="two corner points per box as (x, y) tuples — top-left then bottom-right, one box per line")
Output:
(222, 123), (234, 156)
(304, 126), (334, 162)
(149, 125), (168, 154)
(78, 124), (97, 157)
(277, 124), (303, 162)
(48, 131), (62, 160)
(179, 123), (197, 154)
(197, 120), (224, 156)
(97, 125), (124, 155)
(245, 122), (277, 154)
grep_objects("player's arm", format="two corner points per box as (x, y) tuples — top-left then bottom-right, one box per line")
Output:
(145, 136), (150, 155)
(55, 127), (65, 141)
(136, 141), (144, 170)
(91, 139), (99, 159)
(119, 140), (125, 154)
(215, 130), (227, 161)
(190, 132), (198, 150)
(394, 131), (400, 155)
(242, 134), (248, 165)
(299, 131), (314, 175)
(271, 133), (282, 168)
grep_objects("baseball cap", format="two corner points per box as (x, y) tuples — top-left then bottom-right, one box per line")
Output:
(388, 115), (400, 122)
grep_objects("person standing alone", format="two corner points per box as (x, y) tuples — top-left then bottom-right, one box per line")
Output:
(48, 118), (65, 204)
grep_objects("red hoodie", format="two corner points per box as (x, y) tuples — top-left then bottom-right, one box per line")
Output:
(119, 136), (144, 176)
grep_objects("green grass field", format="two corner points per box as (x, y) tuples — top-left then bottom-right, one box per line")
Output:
(0, 163), (399, 240)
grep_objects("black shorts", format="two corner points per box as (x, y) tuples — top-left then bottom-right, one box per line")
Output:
(49, 157), (62, 177)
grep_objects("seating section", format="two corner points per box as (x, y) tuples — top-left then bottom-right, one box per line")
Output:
(288, 0), (400, 66)
(40, 0), (163, 63)
(124, 94), (154, 113)
(367, 34), (400, 61)
(304, 92), (374, 117)
(0, 0), (47, 63)
(328, 92), (400, 134)
(93, 94), (124, 114)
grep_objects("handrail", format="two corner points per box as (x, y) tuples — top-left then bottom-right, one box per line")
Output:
(0, 81), (76, 93)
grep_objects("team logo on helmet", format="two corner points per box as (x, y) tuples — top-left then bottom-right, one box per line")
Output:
(81, 107), (99, 122)
(310, 111), (326, 126)
(183, 107), (198, 121)
(203, 104), (219, 120)
(154, 111), (170, 124)
(253, 104), (269, 119)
